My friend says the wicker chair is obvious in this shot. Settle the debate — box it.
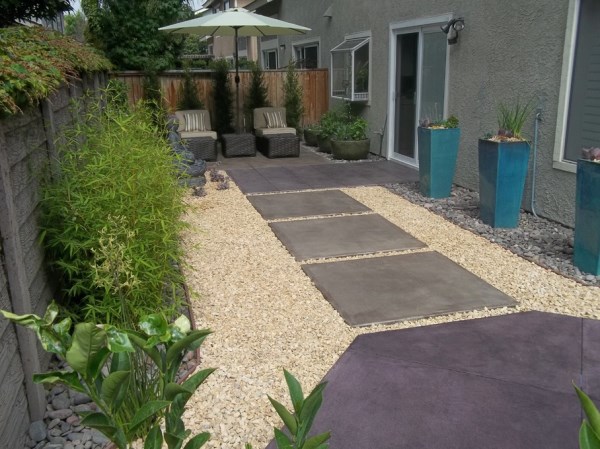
[253,107,299,158]
[174,110,218,161]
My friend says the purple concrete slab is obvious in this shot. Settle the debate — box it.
[270,214,426,261]
[299,351,580,449]
[582,319,600,400]
[247,190,371,220]
[349,311,583,395]
[265,312,595,449]
[302,252,516,326]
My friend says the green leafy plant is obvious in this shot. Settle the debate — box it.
[0,26,111,115]
[267,370,330,449]
[419,115,459,129]
[575,384,600,448]
[40,95,186,327]
[333,117,368,141]
[316,109,344,140]
[0,303,214,449]
[496,99,534,140]
[177,65,204,110]
[283,61,304,132]
[211,59,234,135]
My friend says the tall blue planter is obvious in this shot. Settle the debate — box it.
[417,127,461,198]
[574,159,600,275]
[478,139,530,228]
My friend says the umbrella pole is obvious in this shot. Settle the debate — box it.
[234,26,241,133]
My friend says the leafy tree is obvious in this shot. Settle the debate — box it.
[0,0,72,27]
[82,0,193,71]
[64,10,86,42]
[211,59,234,135]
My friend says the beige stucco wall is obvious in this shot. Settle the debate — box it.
[274,0,577,226]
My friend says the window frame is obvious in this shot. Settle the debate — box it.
[292,37,321,69]
[330,31,371,103]
[553,0,581,173]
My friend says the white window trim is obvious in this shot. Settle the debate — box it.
[292,36,321,67]
[553,0,580,174]
[262,48,278,69]
[330,30,372,104]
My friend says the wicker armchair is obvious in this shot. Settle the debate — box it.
[174,110,218,161]
[253,107,297,136]
[253,107,299,158]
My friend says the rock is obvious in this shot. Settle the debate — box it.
[47,418,61,430]
[90,429,110,445]
[64,444,75,449]
[67,432,85,442]
[52,391,71,410]
[70,392,91,406]
[29,420,47,442]
[585,275,597,281]
[43,444,63,449]
[47,409,73,420]
[72,404,93,414]
[48,436,67,445]
[66,415,80,426]
[49,428,63,437]
[50,385,66,397]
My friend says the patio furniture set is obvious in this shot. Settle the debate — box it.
[172,107,300,161]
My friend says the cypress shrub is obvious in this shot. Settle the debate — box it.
[211,59,234,135]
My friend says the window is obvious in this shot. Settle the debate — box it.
[263,49,278,69]
[331,36,370,101]
[223,0,230,10]
[294,43,319,69]
[563,0,600,162]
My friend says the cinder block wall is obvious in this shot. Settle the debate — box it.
[0,72,107,448]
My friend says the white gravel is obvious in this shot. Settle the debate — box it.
[180,174,600,449]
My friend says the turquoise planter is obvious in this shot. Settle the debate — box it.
[478,139,530,228]
[417,127,461,198]
[574,159,600,275]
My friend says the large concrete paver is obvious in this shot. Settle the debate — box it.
[248,190,371,220]
[302,252,516,326]
[266,312,593,449]
[270,214,426,261]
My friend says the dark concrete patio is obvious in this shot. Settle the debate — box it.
[267,312,592,449]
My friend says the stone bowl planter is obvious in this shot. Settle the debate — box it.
[304,128,319,146]
[331,139,370,160]
[317,135,332,153]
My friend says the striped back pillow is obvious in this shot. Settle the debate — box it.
[184,113,205,132]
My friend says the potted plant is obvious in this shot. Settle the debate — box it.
[331,116,370,160]
[417,115,460,198]
[574,147,600,275]
[316,110,340,153]
[478,99,534,228]
[303,123,320,146]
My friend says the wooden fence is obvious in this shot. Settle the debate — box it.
[111,68,329,129]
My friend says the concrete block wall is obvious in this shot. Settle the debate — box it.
[0,72,107,449]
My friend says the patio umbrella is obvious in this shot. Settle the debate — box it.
[159,8,311,133]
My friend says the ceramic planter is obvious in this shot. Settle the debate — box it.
[304,128,319,146]
[478,139,530,228]
[574,159,600,275]
[417,127,461,198]
[331,139,370,160]
[317,135,332,153]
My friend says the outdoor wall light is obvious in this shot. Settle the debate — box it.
[279,43,286,51]
[441,17,465,45]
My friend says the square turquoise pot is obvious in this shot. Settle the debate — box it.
[478,139,530,228]
[417,127,461,198]
[574,159,600,275]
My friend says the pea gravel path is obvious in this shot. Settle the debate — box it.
[180,173,600,449]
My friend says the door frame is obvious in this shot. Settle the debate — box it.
[387,14,452,166]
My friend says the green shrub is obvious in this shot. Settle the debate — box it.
[283,62,304,132]
[177,65,204,110]
[497,98,534,140]
[105,79,130,111]
[40,96,186,326]
[244,61,270,129]
[211,59,234,135]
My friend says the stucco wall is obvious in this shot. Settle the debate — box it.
[275,0,576,226]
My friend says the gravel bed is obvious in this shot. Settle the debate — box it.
[180,175,600,449]
[386,182,599,286]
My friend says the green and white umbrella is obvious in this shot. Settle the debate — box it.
[160,7,311,132]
